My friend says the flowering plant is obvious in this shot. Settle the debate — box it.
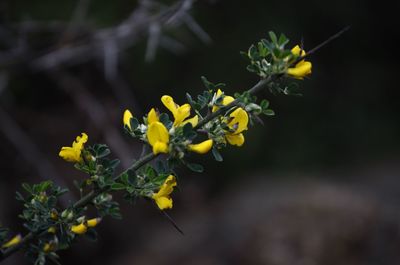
[0,29,345,264]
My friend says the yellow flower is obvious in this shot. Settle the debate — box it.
[47,227,56,234]
[147,122,170,154]
[86,217,102,228]
[287,45,312,79]
[227,108,248,134]
[2,234,22,248]
[123,109,133,130]
[59,133,88,163]
[188,139,213,154]
[50,210,58,220]
[225,133,245,146]
[152,175,177,210]
[225,108,248,147]
[71,223,87,235]
[147,108,159,124]
[161,95,191,126]
[212,89,235,112]
[43,242,56,253]
[210,89,249,147]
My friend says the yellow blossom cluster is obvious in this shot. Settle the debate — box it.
[70,217,102,235]
[287,45,312,79]
[124,95,213,155]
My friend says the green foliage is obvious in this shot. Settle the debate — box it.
[0,226,9,245]
[243,31,292,78]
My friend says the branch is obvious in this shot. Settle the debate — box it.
[0,71,274,263]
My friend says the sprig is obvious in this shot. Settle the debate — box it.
[0,28,348,264]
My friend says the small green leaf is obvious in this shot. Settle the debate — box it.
[268,31,278,44]
[260,99,270,109]
[201,76,213,90]
[263,109,275,116]
[111,183,126,190]
[185,162,204,173]
[130,118,139,130]
[212,147,223,162]
[22,183,32,194]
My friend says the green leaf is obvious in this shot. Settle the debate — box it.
[22,183,33,194]
[111,183,126,190]
[268,31,278,44]
[201,76,213,90]
[185,162,204,173]
[38,181,52,192]
[15,191,25,201]
[212,147,223,162]
[248,44,258,60]
[159,113,172,127]
[129,118,139,130]
[263,109,275,116]
[278,33,289,47]
[109,159,120,169]
[120,172,129,184]
[260,99,270,109]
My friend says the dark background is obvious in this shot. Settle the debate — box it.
[1,0,400,264]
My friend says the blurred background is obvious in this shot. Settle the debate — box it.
[1,0,400,264]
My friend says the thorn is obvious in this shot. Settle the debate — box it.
[296,26,351,63]
[159,209,184,235]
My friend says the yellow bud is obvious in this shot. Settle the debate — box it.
[2,234,22,248]
[70,223,87,235]
[123,109,133,130]
[47,227,56,234]
[188,139,213,154]
[86,218,102,228]
[43,243,53,253]
[50,211,58,220]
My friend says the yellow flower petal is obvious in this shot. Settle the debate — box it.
[147,122,169,154]
[174,104,191,126]
[153,196,173,210]
[225,133,245,146]
[43,243,51,253]
[212,89,235,112]
[123,109,133,130]
[181,115,199,127]
[147,108,159,124]
[87,217,102,228]
[47,227,56,234]
[152,141,169,154]
[291,45,306,57]
[2,234,22,248]
[288,45,311,79]
[188,139,213,154]
[161,95,191,126]
[152,175,177,210]
[59,147,79,162]
[59,133,88,163]
[71,223,87,234]
[43,242,57,253]
[287,61,312,79]
[228,108,248,134]
[161,95,177,113]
